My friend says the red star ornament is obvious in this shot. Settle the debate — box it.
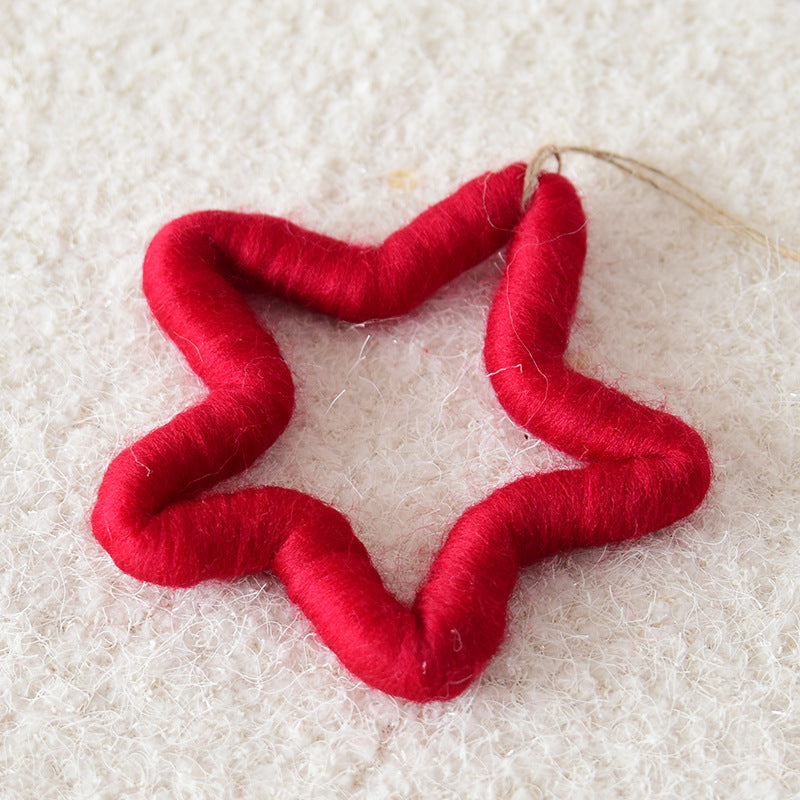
[92,164,711,702]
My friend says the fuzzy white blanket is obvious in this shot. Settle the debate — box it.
[3,1,799,797]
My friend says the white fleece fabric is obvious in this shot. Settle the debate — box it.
[2,1,799,797]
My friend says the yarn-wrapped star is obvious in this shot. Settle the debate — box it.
[92,164,710,701]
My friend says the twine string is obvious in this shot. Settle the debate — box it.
[523,145,800,263]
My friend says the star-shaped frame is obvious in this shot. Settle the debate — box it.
[92,164,710,702]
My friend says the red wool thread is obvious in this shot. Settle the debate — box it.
[92,165,711,702]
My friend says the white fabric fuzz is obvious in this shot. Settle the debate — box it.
[2,1,799,797]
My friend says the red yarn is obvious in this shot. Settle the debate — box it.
[92,165,711,702]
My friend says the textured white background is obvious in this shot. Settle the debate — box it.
[3,1,799,797]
